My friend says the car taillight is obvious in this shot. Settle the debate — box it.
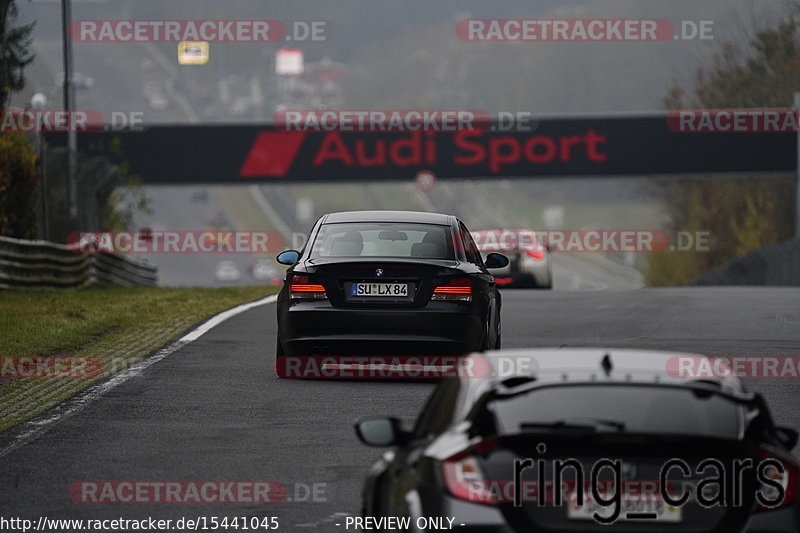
[442,455,497,505]
[289,275,327,300]
[432,277,472,302]
[526,248,545,260]
[754,445,799,511]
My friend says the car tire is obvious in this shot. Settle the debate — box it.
[540,268,553,289]
[480,318,491,352]
[494,319,502,350]
[275,333,288,379]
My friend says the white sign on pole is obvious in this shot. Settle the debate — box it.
[178,41,209,65]
[275,49,304,75]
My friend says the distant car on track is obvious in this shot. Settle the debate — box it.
[142,81,168,110]
[251,259,282,284]
[274,211,509,375]
[191,189,209,203]
[355,348,800,532]
[55,71,94,91]
[214,260,241,282]
[472,229,552,289]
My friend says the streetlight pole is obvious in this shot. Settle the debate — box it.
[795,93,800,239]
[31,93,49,241]
[61,0,77,221]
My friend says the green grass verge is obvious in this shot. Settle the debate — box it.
[0,285,280,432]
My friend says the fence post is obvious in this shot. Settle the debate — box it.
[795,93,800,238]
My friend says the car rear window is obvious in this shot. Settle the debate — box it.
[489,385,741,438]
[310,222,454,259]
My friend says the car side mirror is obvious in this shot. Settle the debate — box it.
[276,250,300,265]
[775,426,799,450]
[484,253,509,269]
[354,417,408,447]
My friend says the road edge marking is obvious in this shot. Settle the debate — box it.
[0,293,278,459]
[180,293,278,342]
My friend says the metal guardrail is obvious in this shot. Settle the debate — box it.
[0,236,157,289]
[693,239,800,287]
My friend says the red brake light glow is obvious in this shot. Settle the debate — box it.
[432,278,472,301]
[442,442,498,505]
[526,248,545,260]
[289,275,327,299]
[754,445,799,512]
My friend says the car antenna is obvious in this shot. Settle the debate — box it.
[601,353,613,377]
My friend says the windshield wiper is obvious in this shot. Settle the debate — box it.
[519,417,626,432]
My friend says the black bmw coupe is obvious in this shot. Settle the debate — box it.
[274,210,509,376]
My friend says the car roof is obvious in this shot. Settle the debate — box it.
[468,348,746,398]
[321,210,453,225]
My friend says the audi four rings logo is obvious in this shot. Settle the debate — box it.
[375,269,384,277]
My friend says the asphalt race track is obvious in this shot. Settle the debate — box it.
[1,287,799,530]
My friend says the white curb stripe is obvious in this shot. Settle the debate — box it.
[180,294,278,342]
[0,294,278,459]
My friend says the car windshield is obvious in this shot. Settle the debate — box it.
[489,385,742,438]
[310,222,454,259]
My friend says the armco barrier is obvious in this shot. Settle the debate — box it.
[0,236,157,289]
[693,239,800,287]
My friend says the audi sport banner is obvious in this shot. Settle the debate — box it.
[45,113,797,183]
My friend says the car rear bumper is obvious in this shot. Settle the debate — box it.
[278,301,484,356]
[421,494,512,532]
[747,506,800,531]
[425,494,798,532]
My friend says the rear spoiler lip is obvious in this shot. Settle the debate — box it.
[465,381,762,442]
[491,431,746,446]
[304,257,461,268]
[487,379,756,403]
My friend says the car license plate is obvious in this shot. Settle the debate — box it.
[567,498,682,523]
[351,282,408,297]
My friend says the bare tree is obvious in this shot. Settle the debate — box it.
[0,0,35,110]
